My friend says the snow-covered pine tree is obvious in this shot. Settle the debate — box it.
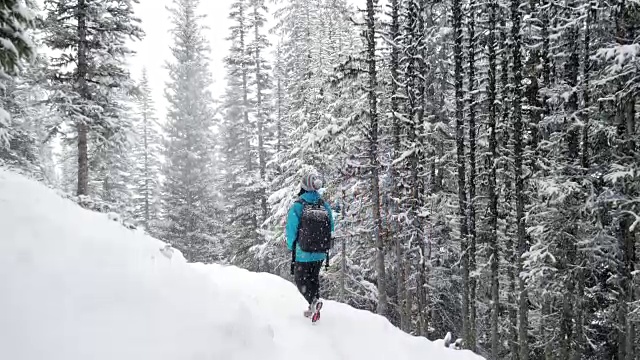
[0,0,34,84]
[398,0,428,333]
[465,0,478,349]
[364,0,388,317]
[484,0,500,356]
[161,0,219,263]
[219,0,262,269]
[383,0,410,331]
[509,0,529,356]
[595,2,640,358]
[131,69,162,233]
[88,89,136,219]
[43,0,143,196]
[248,0,271,224]
[0,51,50,178]
[452,0,471,347]
[0,0,36,160]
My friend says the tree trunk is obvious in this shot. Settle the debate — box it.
[619,96,636,360]
[253,3,267,223]
[453,0,470,347]
[366,0,387,316]
[487,0,500,356]
[389,0,407,331]
[276,76,282,152]
[144,98,149,226]
[499,12,518,359]
[340,235,346,301]
[573,5,594,359]
[404,258,413,330]
[466,4,477,350]
[76,0,89,196]
[510,0,529,354]
[239,3,256,233]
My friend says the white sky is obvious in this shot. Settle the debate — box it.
[127,0,235,121]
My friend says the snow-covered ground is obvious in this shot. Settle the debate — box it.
[0,168,483,360]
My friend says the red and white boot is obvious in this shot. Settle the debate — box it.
[310,298,323,323]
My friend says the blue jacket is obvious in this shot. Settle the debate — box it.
[286,191,335,262]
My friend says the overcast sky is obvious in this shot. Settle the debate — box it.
[127,0,235,122]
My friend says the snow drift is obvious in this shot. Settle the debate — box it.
[0,168,483,360]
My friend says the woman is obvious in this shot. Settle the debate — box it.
[285,171,335,321]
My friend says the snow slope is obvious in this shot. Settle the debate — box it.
[0,168,483,360]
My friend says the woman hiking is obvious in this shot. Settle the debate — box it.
[285,171,335,322]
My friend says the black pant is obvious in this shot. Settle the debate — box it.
[294,260,323,304]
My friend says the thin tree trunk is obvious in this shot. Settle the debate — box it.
[540,5,552,358]
[507,214,518,360]
[453,0,470,347]
[511,0,528,356]
[144,96,149,226]
[614,17,634,359]
[573,266,584,360]
[76,0,89,196]
[499,12,518,359]
[414,0,428,337]
[340,235,346,301]
[560,256,574,360]
[573,5,594,359]
[620,97,636,360]
[542,296,552,360]
[417,260,427,336]
[389,0,407,331]
[253,3,267,223]
[487,0,500,356]
[563,2,581,357]
[467,4,477,350]
[365,0,387,316]
[404,258,413,330]
[239,3,256,232]
[276,75,282,152]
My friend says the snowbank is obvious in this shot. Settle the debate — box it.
[0,168,483,360]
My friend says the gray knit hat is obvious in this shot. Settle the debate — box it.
[301,172,323,192]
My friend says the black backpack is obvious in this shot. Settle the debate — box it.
[295,198,332,252]
[290,198,333,274]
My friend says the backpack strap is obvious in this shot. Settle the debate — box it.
[325,250,330,270]
[291,198,306,275]
[290,239,296,275]
[296,198,323,207]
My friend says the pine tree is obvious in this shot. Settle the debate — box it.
[0,0,35,150]
[220,0,261,269]
[453,0,470,347]
[365,0,387,316]
[466,0,478,349]
[88,91,135,218]
[162,0,218,263]
[44,0,143,196]
[510,0,528,357]
[386,0,408,331]
[132,69,162,231]
[486,0,500,356]
[0,52,47,176]
[248,0,271,224]
[0,0,34,79]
